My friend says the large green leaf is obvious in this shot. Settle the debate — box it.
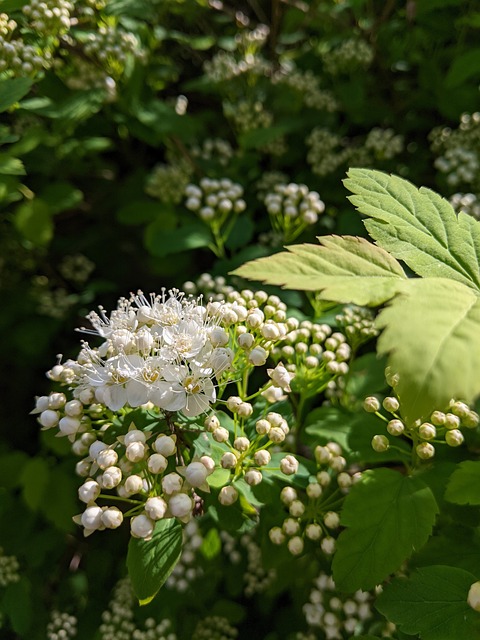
[376,565,480,640]
[126,518,183,605]
[13,199,53,246]
[344,169,480,292]
[332,468,438,591]
[445,461,480,505]
[376,278,480,422]
[231,235,407,306]
[0,77,33,112]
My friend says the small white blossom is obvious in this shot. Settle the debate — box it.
[147,453,168,474]
[280,455,299,475]
[218,485,238,505]
[169,493,193,520]
[131,514,155,539]
[267,362,294,392]
[101,507,123,529]
[162,472,183,495]
[145,496,167,520]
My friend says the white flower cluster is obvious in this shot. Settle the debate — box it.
[264,183,325,242]
[269,442,360,557]
[190,138,234,167]
[204,50,270,83]
[322,38,374,75]
[167,519,204,592]
[183,273,234,303]
[192,616,238,640]
[223,99,273,134]
[240,533,276,596]
[0,548,20,587]
[272,66,338,112]
[0,12,50,75]
[303,573,373,638]
[306,128,346,177]
[335,305,378,350]
[366,391,479,459]
[145,161,192,204]
[23,0,73,36]
[61,56,117,98]
[83,26,142,75]
[46,610,77,640]
[59,253,95,286]
[364,128,404,161]
[185,178,246,223]
[450,192,480,220]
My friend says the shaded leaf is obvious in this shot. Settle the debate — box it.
[332,468,438,591]
[127,518,183,605]
[376,565,480,640]
[40,181,83,214]
[13,198,53,246]
[1,578,32,635]
[445,48,480,88]
[20,457,49,511]
[0,154,25,175]
[232,235,407,306]
[344,168,480,292]
[445,461,480,505]
[145,221,211,257]
[0,77,32,112]
[376,278,480,421]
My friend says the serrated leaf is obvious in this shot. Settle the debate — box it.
[445,461,480,505]
[375,565,480,640]
[232,235,407,306]
[332,468,438,591]
[126,518,183,605]
[344,169,480,292]
[376,277,480,421]
[0,77,32,112]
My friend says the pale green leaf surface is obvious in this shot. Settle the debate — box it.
[376,278,480,421]
[445,461,480,505]
[375,565,480,640]
[127,518,182,605]
[0,76,32,112]
[332,468,438,591]
[231,235,406,306]
[344,168,480,291]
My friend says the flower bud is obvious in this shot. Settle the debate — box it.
[75,459,91,477]
[269,526,285,544]
[212,427,229,443]
[283,518,300,535]
[337,472,353,489]
[288,536,304,556]
[431,410,446,426]
[89,441,107,460]
[153,435,176,456]
[49,393,66,409]
[238,333,254,349]
[416,442,435,459]
[382,396,400,412]
[80,504,103,532]
[306,523,322,540]
[254,449,271,466]
[101,507,123,529]
[145,496,167,520]
[468,581,480,611]
[387,419,404,436]
[35,396,50,412]
[248,346,268,366]
[306,482,322,499]
[204,415,220,432]
[162,472,183,495]
[185,461,209,487]
[245,469,263,486]
[464,411,480,428]
[289,500,305,517]
[124,475,144,495]
[445,413,461,430]
[418,423,436,440]
[321,536,336,554]
[280,486,297,505]
[126,441,146,463]
[371,435,389,452]
[218,485,238,506]
[130,514,154,539]
[280,455,299,475]
[101,466,122,489]
[445,429,464,447]
[330,455,347,472]
[65,400,83,417]
[221,452,238,469]
[39,410,59,429]
[255,419,271,435]
[237,402,253,418]
[169,493,193,519]
[324,511,340,529]
[269,427,286,443]
[315,445,331,464]
[199,455,215,474]
[96,448,119,470]
[233,436,250,452]
[78,479,101,503]
[124,429,146,445]
[147,453,168,474]
[210,327,229,347]
[59,416,81,436]
[226,396,243,412]
[364,396,381,412]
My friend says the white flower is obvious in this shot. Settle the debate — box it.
[267,362,294,392]
[254,450,271,466]
[147,453,168,474]
[162,472,183,495]
[145,496,167,520]
[100,466,122,489]
[248,346,268,366]
[288,536,304,556]
[184,462,209,488]
[101,507,123,529]
[168,493,193,521]
[468,582,480,611]
[150,363,216,417]
[78,479,101,503]
[131,514,155,539]
[153,435,176,457]
[218,486,238,506]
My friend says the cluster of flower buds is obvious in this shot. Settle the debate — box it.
[450,192,480,220]
[269,442,360,557]
[303,572,375,638]
[167,519,204,592]
[264,183,326,243]
[223,99,273,134]
[365,388,479,460]
[306,128,347,177]
[182,273,234,303]
[46,611,77,640]
[0,547,20,587]
[322,38,374,75]
[190,138,234,167]
[61,57,117,98]
[83,26,142,76]
[435,147,479,187]
[272,65,338,112]
[23,0,73,36]
[335,305,378,351]
[145,161,192,204]
[192,616,238,640]
[0,13,50,75]
[203,41,270,83]
[184,178,246,223]
[364,128,404,162]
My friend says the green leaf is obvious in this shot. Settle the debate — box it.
[345,352,388,399]
[376,565,480,640]
[445,48,480,88]
[348,412,411,464]
[376,277,480,421]
[200,528,222,560]
[126,518,183,605]
[0,154,25,175]
[231,235,407,306]
[344,169,480,292]
[304,406,353,451]
[445,461,480,505]
[39,182,83,214]
[145,222,211,257]
[119,201,175,226]
[13,199,53,246]
[20,458,49,511]
[332,468,438,591]
[0,77,33,112]
[1,578,32,635]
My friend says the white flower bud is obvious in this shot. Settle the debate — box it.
[337,472,352,489]
[283,518,300,535]
[101,466,122,489]
[59,416,81,436]
[321,536,336,554]
[416,442,435,459]
[124,429,146,445]
[315,445,331,464]
[75,459,91,477]
[418,423,436,440]
[280,486,297,505]
[35,396,50,412]
[233,436,250,452]
[210,327,229,347]
[39,410,59,429]
[306,482,322,498]
[372,435,389,452]
[363,396,380,412]
[382,396,400,412]
[185,461,209,487]
[237,402,253,418]
[49,392,66,409]
[212,427,229,443]
[267,363,294,391]
[261,323,280,340]
[238,333,254,349]
[306,523,322,540]
[254,449,271,466]
[147,453,168,474]
[287,536,304,556]
[221,452,238,469]
[289,500,305,517]
[89,440,107,460]
[269,526,285,544]
[101,507,123,529]
[245,469,263,486]
[169,493,193,519]
[324,511,340,528]
[153,435,176,456]
[78,479,101,503]
[65,400,83,416]
[131,514,155,539]
[72,440,88,456]
[162,472,183,495]
[218,485,238,506]
[124,475,144,495]
[255,419,271,435]
[96,448,118,470]
[269,427,286,443]
[261,386,286,403]
[280,455,299,475]
[248,346,268,366]
[464,411,479,428]
[204,415,220,432]
[80,504,103,532]
[468,581,480,611]
[431,410,446,426]
[330,455,346,472]
[445,429,464,447]
[387,419,404,436]
[145,496,167,520]
[226,396,243,412]
[445,413,461,430]
[199,455,215,474]
[126,441,146,463]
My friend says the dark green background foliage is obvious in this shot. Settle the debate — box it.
[1,0,480,637]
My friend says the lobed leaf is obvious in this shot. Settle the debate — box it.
[376,565,480,640]
[344,168,480,292]
[445,461,480,505]
[231,235,407,306]
[126,518,183,605]
[332,468,438,591]
[376,277,480,422]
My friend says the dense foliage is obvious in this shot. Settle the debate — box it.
[2,0,480,638]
